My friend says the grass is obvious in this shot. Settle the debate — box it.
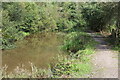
[50,31,97,78]
[112,45,120,52]
[105,36,120,52]
[50,54,92,78]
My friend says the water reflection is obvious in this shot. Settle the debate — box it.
[2,32,64,72]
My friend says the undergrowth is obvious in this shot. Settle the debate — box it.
[107,38,120,52]
[50,31,97,78]
[50,55,92,78]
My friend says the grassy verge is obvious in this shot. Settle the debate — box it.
[106,37,120,52]
[50,31,97,78]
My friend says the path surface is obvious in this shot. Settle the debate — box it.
[87,32,118,78]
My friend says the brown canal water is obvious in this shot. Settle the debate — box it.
[2,32,65,72]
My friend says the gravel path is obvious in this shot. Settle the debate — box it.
[87,32,118,78]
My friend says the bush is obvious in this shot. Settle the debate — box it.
[61,32,94,53]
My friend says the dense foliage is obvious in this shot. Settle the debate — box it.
[2,2,120,50]
[1,2,120,78]
[2,2,86,49]
[82,2,120,47]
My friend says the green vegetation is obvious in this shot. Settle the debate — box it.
[51,56,91,78]
[50,31,97,78]
[61,32,96,53]
[82,2,120,51]
[1,2,120,78]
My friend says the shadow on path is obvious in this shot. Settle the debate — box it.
[86,31,118,78]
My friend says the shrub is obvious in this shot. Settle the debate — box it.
[61,32,94,53]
